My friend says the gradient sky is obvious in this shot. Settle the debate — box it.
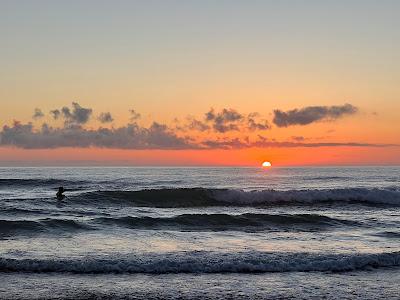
[0,0,399,166]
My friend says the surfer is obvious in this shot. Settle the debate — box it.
[56,186,65,200]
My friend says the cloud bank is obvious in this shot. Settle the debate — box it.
[0,102,390,150]
[0,121,191,149]
[0,120,391,150]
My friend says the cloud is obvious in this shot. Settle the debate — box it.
[186,118,210,131]
[205,108,244,132]
[247,117,270,131]
[273,104,358,127]
[129,109,141,121]
[0,120,396,150]
[291,136,305,141]
[201,137,397,150]
[60,102,93,125]
[50,109,61,120]
[1,102,393,151]
[32,108,44,120]
[202,138,248,149]
[202,108,270,133]
[252,140,397,148]
[98,112,114,123]
[0,121,192,149]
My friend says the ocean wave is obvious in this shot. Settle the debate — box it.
[305,176,352,180]
[0,178,88,188]
[0,213,358,237]
[373,231,400,239]
[0,218,90,237]
[1,251,399,274]
[0,207,48,215]
[96,213,359,231]
[75,187,400,207]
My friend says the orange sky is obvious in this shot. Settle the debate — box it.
[1,2,399,166]
[1,146,399,167]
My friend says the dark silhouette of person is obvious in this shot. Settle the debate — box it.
[56,187,65,200]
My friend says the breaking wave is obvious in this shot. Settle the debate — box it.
[1,251,399,274]
[74,187,400,207]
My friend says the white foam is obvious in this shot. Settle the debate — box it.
[211,188,400,206]
[1,251,399,274]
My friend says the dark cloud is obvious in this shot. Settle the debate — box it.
[50,109,61,120]
[273,104,358,127]
[0,120,396,150]
[98,112,114,123]
[205,108,244,133]
[32,108,44,120]
[0,103,393,151]
[60,102,93,125]
[0,121,192,149]
[129,109,141,121]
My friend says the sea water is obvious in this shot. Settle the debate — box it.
[0,166,399,299]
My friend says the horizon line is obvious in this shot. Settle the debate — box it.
[0,162,399,168]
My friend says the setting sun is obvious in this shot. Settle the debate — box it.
[262,161,272,167]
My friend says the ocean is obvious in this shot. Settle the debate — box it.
[0,166,399,299]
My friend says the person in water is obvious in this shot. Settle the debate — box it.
[56,186,65,200]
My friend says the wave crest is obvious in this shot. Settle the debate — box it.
[97,213,359,231]
[1,251,399,274]
[75,187,400,207]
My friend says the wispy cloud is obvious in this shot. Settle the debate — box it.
[32,108,44,120]
[201,137,396,150]
[175,108,270,133]
[129,109,141,121]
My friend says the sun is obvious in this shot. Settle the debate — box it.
[262,161,272,167]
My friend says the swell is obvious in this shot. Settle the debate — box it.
[96,213,360,231]
[0,213,359,237]
[0,178,88,188]
[373,231,400,239]
[1,251,399,274]
[0,219,90,237]
[75,187,400,208]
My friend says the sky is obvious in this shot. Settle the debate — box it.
[0,0,399,166]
